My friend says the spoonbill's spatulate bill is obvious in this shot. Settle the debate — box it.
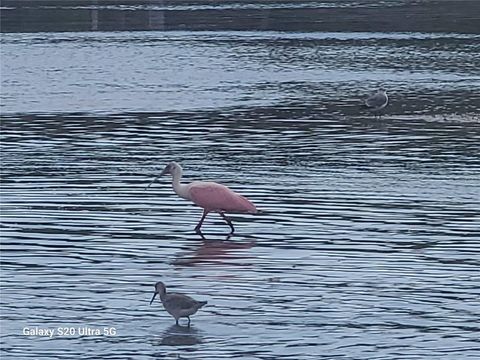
[149,281,207,327]
[365,88,388,116]
[147,162,257,233]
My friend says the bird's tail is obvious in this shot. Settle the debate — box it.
[198,301,208,308]
[255,209,268,215]
[361,100,372,109]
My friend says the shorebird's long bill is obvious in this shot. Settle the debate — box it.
[149,291,158,305]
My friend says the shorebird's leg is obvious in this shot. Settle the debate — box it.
[175,318,179,325]
[219,212,235,234]
[194,210,208,233]
[187,316,191,327]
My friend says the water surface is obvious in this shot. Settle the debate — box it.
[1,1,480,359]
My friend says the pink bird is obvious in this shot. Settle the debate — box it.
[147,162,257,233]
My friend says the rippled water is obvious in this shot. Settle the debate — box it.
[1,1,480,359]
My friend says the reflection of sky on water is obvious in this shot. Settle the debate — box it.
[1,31,479,114]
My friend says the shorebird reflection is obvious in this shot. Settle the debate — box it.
[160,324,202,346]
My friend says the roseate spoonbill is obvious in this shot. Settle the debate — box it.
[365,88,388,117]
[147,162,257,233]
[149,281,207,326]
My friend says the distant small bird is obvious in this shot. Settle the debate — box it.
[364,88,389,117]
[150,281,207,326]
[147,162,257,233]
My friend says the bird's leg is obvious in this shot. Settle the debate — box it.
[187,316,191,327]
[175,319,179,326]
[219,212,235,234]
[194,210,208,233]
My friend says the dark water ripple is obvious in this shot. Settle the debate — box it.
[2,0,480,34]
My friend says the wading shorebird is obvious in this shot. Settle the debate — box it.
[147,162,257,233]
[149,281,207,326]
[364,88,389,117]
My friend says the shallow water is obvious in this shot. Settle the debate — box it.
[1,1,480,359]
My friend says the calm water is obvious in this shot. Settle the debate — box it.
[1,1,480,359]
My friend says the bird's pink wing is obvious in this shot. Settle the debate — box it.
[188,182,257,213]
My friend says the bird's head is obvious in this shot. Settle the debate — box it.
[146,162,182,189]
[149,281,167,305]
[159,162,182,177]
